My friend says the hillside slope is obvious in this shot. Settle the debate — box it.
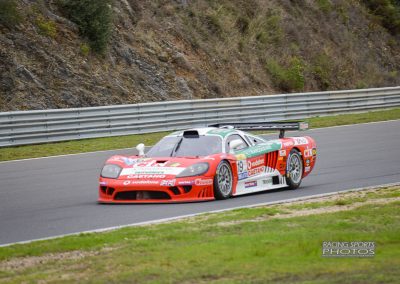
[0,0,399,111]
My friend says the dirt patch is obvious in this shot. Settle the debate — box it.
[0,246,116,271]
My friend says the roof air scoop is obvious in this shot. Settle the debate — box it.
[183,130,200,138]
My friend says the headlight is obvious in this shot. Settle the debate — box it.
[101,164,122,179]
[176,162,209,178]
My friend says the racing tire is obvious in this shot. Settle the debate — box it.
[286,149,303,190]
[213,160,233,200]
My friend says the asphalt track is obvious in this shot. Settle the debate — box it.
[0,120,399,245]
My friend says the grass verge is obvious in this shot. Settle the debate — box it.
[0,108,399,162]
[0,185,399,283]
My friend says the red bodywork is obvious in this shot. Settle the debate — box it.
[98,136,316,203]
[99,155,232,203]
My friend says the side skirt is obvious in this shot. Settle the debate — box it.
[233,170,287,196]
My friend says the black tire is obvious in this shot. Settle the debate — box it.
[213,160,233,200]
[286,149,303,190]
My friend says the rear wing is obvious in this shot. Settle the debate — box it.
[208,121,309,138]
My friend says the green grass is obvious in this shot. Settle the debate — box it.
[0,108,399,162]
[0,186,399,283]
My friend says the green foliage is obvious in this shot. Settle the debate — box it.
[203,13,223,35]
[317,0,333,13]
[0,0,21,28]
[250,10,283,45]
[265,57,305,92]
[36,16,57,38]
[363,0,400,35]
[80,42,91,56]
[311,53,333,90]
[57,0,113,53]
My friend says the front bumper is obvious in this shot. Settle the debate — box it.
[98,178,215,203]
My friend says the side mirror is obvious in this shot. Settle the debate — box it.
[229,139,245,154]
[136,143,145,156]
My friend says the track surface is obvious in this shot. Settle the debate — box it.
[0,121,399,245]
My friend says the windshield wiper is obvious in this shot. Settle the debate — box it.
[170,138,183,157]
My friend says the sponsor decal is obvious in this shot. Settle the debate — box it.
[306,159,311,166]
[247,156,265,177]
[127,174,166,179]
[304,149,313,158]
[305,166,311,172]
[160,179,176,186]
[99,181,107,186]
[247,156,265,170]
[123,180,159,186]
[237,141,281,158]
[312,148,317,156]
[293,137,308,146]
[248,167,265,176]
[283,141,294,147]
[178,180,195,185]
[245,181,257,188]
[195,179,213,186]
[121,167,184,176]
[262,178,273,185]
[238,172,248,180]
[135,160,169,167]
[279,150,287,157]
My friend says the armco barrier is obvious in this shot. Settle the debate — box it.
[0,87,399,147]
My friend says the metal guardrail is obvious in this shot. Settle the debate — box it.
[0,87,399,147]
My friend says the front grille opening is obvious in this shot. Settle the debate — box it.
[114,191,171,201]
[272,176,280,185]
[169,187,180,195]
[169,186,193,195]
[107,187,115,196]
[182,186,192,193]
[100,186,107,194]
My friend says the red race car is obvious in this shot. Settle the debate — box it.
[99,122,316,203]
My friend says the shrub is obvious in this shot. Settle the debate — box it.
[251,11,283,45]
[0,0,21,28]
[363,0,400,35]
[311,53,333,90]
[265,57,305,92]
[36,16,57,38]
[80,42,90,56]
[57,0,113,53]
[317,0,333,13]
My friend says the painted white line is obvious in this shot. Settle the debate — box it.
[1,118,399,164]
[306,118,400,131]
[0,146,152,164]
[1,182,399,248]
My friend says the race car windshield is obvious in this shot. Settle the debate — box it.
[146,136,222,157]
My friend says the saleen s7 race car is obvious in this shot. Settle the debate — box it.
[99,122,316,203]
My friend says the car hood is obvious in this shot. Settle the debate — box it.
[105,155,213,178]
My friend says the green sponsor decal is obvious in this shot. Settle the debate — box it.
[207,128,236,138]
[236,140,282,158]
